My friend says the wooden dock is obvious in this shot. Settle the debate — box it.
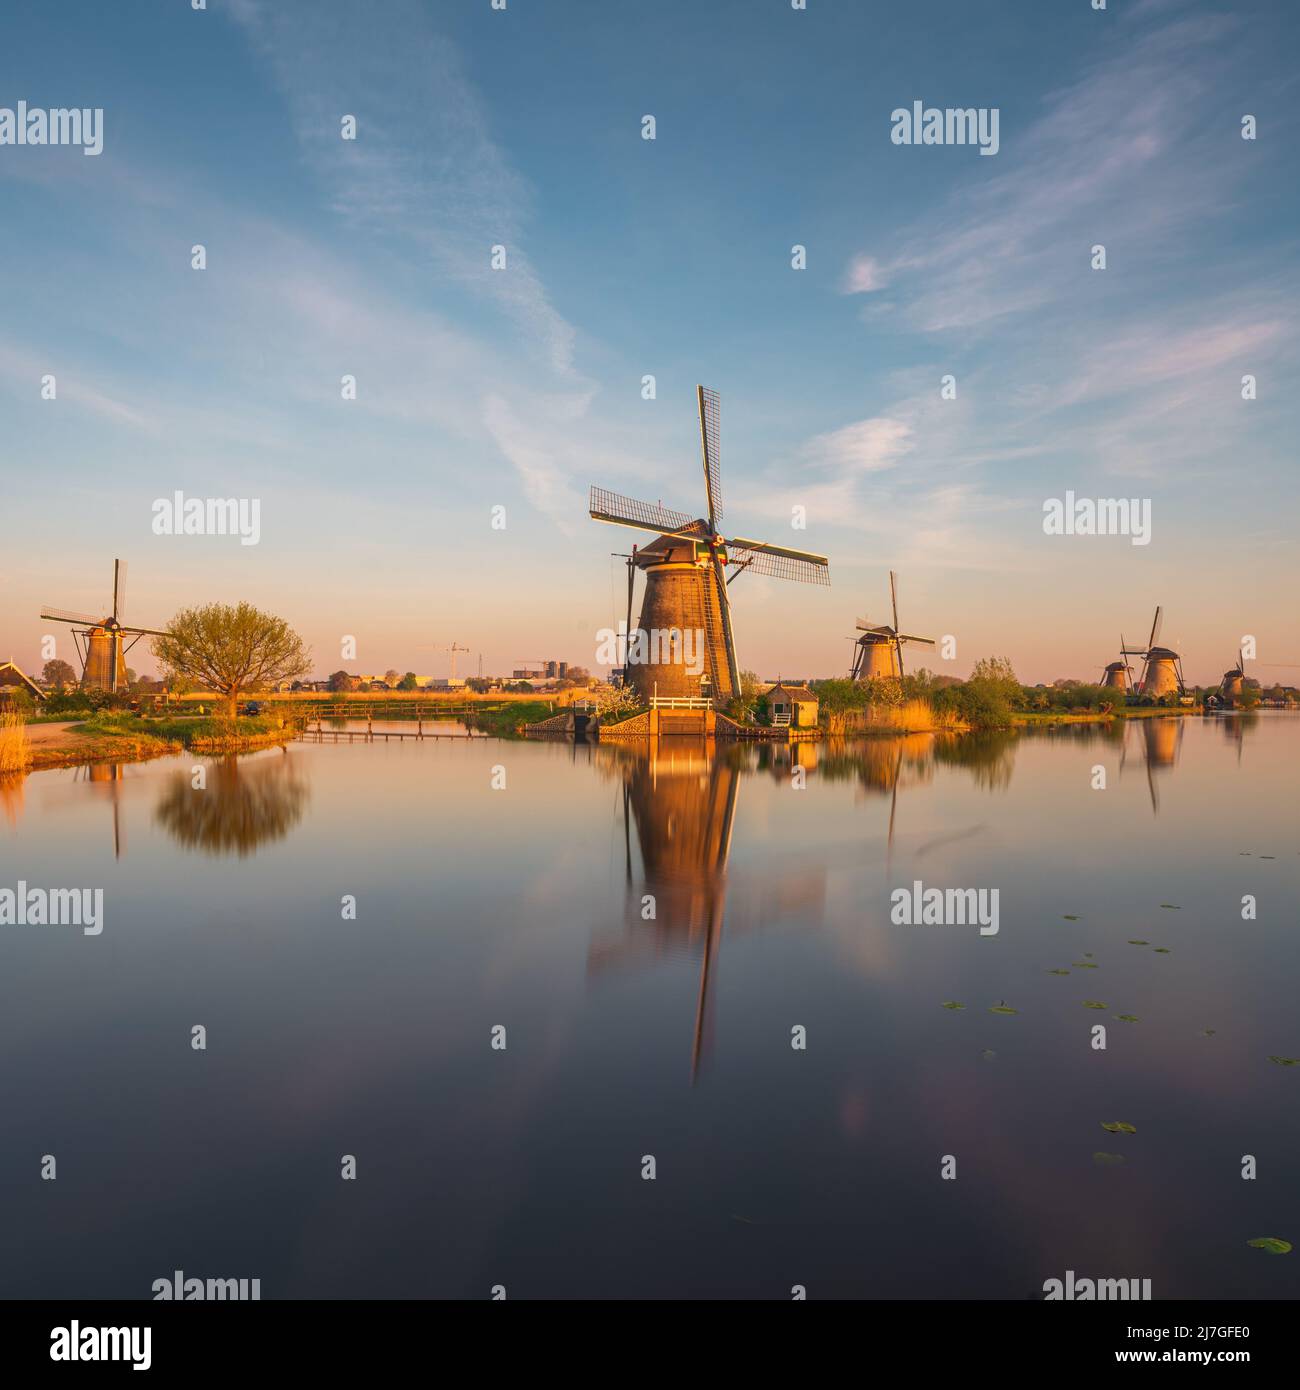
[297,727,482,743]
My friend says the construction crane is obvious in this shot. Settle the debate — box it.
[445,642,469,680]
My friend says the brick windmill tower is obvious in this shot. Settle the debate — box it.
[589,386,830,705]
[40,559,168,692]
[849,571,934,680]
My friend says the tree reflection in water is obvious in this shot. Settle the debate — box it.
[155,750,309,856]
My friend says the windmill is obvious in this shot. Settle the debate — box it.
[1100,635,1134,691]
[40,560,167,693]
[849,571,934,680]
[1122,606,1185,698]
[1218,648,1248,704]
[589,386,829,706]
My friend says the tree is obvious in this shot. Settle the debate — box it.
[328,670,357,693]
[398,672,418,691]
[154,602,311,719]
[43,658,77,690]
[385,668,400,686]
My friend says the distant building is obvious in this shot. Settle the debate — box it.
[428,677,467,691]
[0,660,47,705]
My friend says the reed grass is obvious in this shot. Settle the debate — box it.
[0,711,32,774]
[822,698,964,735]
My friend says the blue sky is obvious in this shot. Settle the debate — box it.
[2,0,1297,683]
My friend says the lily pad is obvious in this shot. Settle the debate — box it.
[1082,1001,1108,1010]
[989,1004,1018,1015]
[1267,1056,1300,1067]
[1093,1152,1127,1166]
[1127,940,1149,946]
[1260,855,1276,860]
[980,1049,997,1062]
[940,1001,965,1010]
[1114,1014,1139,1023]
[1047,968,1070,975]
[1101,1121,1137,1135]
[1072,961,1100,969]
[1201,1029,1217,1037]
[1153,948,1171,954]
[1160,904,1181,909]
[1246,1237,1291,1254]
[1062,915,1080,921]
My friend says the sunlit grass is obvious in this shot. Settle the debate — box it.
[0,711,31,775]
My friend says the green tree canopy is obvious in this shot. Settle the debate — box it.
[43,658,78,689]
[154,602,311,718]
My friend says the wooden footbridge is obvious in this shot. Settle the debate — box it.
[291,699,492,743]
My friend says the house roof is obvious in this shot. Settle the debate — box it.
[0,660,47,701]
[768,681,817,703]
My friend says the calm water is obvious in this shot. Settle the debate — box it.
[1,714,1297,1299]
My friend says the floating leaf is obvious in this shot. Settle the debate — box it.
[1267,1056,1300,1067]
[1160,904,1181,910]
[1072,961,1100,969]
[1153,948,1171,954]
[1202,1029,1217,1037]
[1082,1001,1108,1010]
[940,1001,965,1011]
[1047,968,1071,975]
[1093,1152,1127,1166]
[1063,915,1080,921]
[980,1049,997,1062]
[1101,1121,1137,1134]
[989,1005,1018,1015]
[1127,940,1149,946]
[1246,1237,1291,1254]
[1114,1014,1139,1023]
[1260,855,1276,860]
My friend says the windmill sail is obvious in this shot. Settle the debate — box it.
[698,385,722,529]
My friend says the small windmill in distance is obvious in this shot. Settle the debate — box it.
[849,571,934,680]
[40,559,167,693]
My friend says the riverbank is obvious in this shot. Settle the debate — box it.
[22,712,296,771]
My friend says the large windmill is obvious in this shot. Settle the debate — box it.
[589,386,830,705]
[1122,606,1185,698]
[40,559,167,693]
[849,571,934,680]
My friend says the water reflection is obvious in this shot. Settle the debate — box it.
[74,762,126,857]
[154,750,310,856]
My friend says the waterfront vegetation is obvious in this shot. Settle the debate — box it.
[812,658,1202,733]
[0,711,31,774]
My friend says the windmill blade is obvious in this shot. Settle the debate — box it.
[725,544,830,585]
[890,570,900,634]
[113,559,127,623]
[40,607,106,626]
[1147,605,1163,651]
[856,620,892,633]
[896,633,935,645]
[118,624,170,638]
[697,385,722,530]
[589,486,701,539]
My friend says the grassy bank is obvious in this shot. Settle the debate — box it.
[25,712,296,770]
[464,701,556,738]
[86,711,297,751]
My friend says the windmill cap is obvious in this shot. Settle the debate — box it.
[1147,645,1180,658]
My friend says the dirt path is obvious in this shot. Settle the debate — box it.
[22,721,87,747]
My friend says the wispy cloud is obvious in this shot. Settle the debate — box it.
[229,0,579,380]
